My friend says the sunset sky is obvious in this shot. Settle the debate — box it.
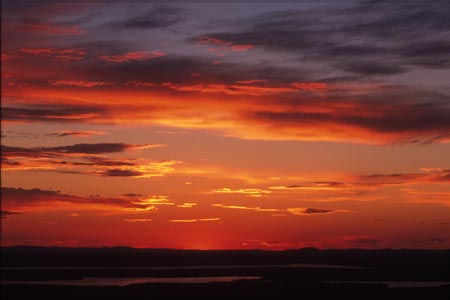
[1,0,450,249]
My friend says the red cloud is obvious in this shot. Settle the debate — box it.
[99,51,166,63]
[49,80,116,87]
[125,81,157,87]
[0,187,158,212]
[291,82,329,92]
[20,48,87,61]
[161,82,298,96]
[16,22,85,35]
[195,36,254,54]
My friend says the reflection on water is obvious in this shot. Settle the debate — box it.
[327,281,450,288]
[1,276,263,286]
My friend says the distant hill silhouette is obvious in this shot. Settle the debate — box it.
[2,246,449,269]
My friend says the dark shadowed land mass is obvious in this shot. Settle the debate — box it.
[1,246,450,299]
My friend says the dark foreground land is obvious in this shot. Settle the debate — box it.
[1,246,450,299]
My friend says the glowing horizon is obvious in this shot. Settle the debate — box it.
[1,0,450,250]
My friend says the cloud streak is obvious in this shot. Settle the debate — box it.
[45,130,106,138]
[169,218,220,223]
[20,48,87,61]
[1,143,174,178]
[213,188,271,198]
[112,5,183,30]
[212,203,347,216]
[1,187,159,212]
[99,51,166,63]
[16,21,85,35]
[192,1,450,76]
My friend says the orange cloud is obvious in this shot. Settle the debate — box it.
[212,204,281,212]
[177,203,198,208]
[213,188,271,197]
[3,67,449,145]
[169,218,221,223]
[132,196,174,207]
[123,219,152,223]
[212,204,348,215]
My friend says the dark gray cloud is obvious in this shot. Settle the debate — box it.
[122,193,145,197]
[303,208,335,214]
[112,5,183,30]
[2,143,139,156]
[70,55,306,85]
[191,0,450,76]
[102,169,143,177]
[1,143,166,178]
[45,131,102,138]
[46,143,132,154]
[248,100,450,144]
[9,43,309,85]
[2,104,108,123]
[1,187,152,211]
[0,210,22,218]
[284,182,346,189]
[358,170,450,184]
[1,143,148,171]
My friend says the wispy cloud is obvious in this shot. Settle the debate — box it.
[45,130,107,138]
[1,143,174,178]
[213,188,271,198]
[169,218,220,223]
[212,203,348,216]
[112,5,184,30]
[99,51,166,63]
[194,36,255,55]
[191,1,450,76]
[49,80,116,87]
[123,218,152,223]
[212,204,281,213]
[16,21,85,35]
[20,48,87,61]
[1,187,160,212]
[287,208,346,215]
[1,210,22,219]
[177,202,197,208]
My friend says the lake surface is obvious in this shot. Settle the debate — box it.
[327,281,450,288]
[1,263,361,270]
[1,276,263,286]
[4,278,449,288]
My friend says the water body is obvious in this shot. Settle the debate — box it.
[1,276,263,286]
[326,281,450,288]
[1,263,361,271]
